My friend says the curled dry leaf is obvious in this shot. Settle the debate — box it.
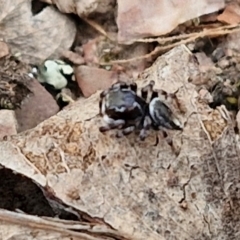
[117,0,225,43]
[0,0,76,65]
[0,46,239,239]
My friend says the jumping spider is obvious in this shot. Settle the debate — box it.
[99,80,182,140]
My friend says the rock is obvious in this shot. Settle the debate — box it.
[76,0,114,16]
[44,0,115,16]
[194,52,215,72]
[82,39,99,66]
[0,110,18,139]
[15,79,59,132]
[0,1,76,65]
[223,31,240,53]
[75,65,117,97]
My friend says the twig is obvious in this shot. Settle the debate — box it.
[100,24,240,65]
[0,209,131,240]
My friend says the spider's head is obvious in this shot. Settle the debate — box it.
[99,82,147,124]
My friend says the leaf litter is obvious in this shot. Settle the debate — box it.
[1,1,240,240]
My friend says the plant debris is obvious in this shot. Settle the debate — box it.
[0,71,32,110]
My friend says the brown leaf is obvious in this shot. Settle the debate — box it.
[0,0,76,65]
[117,0,225,43]
[217,2,240,24]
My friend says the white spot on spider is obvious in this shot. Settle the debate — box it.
[100,97,107,115]
[172,118,181,127]
[103,114,115,124]
[28,73,34,78]
[103,115,125,126]
[149,98,159,122]
[115,106,126,112]
[32,67,38,74]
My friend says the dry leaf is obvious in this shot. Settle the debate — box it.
[217,2,240,24]
[117,0,225,43]
[0,45,239,240]
[0,0,76,65]
[0,209,115,240]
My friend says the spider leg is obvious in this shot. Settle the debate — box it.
[139,115,152,141]
[99,118,125,132]
[141,81,176,104]
[113,81,138,94]
[141,80,155,101]
[157,89,180,108]
[99,97,104,116]
[163,131,173,147]
[111,81,130,91]
[115,125,136,138]
[122,126,135,135]
[129,82,137,93]
[100,89,109,99]
[154,89,167,101]
[159,130,180,156]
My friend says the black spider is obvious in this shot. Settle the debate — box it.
[99,80,182,140]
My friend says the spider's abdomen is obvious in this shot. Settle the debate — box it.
[149,98,182,130]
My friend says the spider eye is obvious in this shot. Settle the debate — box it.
[109,105,126,112]
[149,80,155,86]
